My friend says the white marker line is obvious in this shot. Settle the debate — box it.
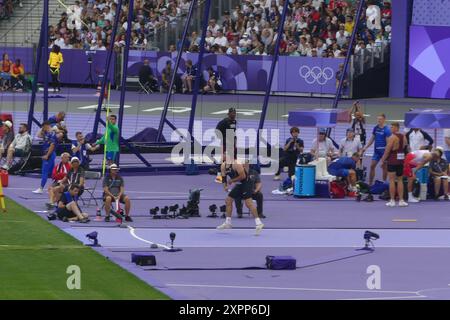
[127,226,170,250]
[165,283,419,295]
[341,295,425,300]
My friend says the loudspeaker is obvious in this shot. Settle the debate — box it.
[131,253,156,266]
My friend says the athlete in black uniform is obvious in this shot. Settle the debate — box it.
[215,107,237,182]
[217,158,264,235]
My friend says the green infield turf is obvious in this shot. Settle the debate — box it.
[0,197,169,300]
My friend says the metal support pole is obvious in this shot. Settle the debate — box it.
[92,0,123,139]
[116,0,134,166]
[326,0,365,140]
[156,0,197,142]
[256,0,290,156]
[188,0,211,136]
[331,0,365,110]
[43,0,49,121]
[28,17,45,133]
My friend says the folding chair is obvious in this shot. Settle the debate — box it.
[81,171,102,207]
[138,80,152,94]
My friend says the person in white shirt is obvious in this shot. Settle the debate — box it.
[90,39,106,50]
[2,123,32,170]
[444,129,450,162]
[207,19,220,37]
[366,3,381,31]
[340,128,362,157]
[226,41,242,55]
[213,30,228,48]
[405,128,434,152]
[311,129,335,160]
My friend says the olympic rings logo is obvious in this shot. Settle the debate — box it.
[299,66,334,85]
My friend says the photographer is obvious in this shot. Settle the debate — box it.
[274,127,304,180]
[71,131,97,169]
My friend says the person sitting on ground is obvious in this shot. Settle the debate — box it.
[71,131,97,170]
[203,67,221,94]
[181,59,197,93]
[403,149,439,203]
[235,164,265,219]
[1,123,32,170]
[0,120,14,157]
[102,164,132,222]
[47,152,71,208]
[348,101,366,145]
[56,184,89,223]
[48,111,68,142]
[339,128,362,157]
[311,128,335,161]
[327,152,360,195]
[429,147,449,201]
[138,59,158,92]
[93,114,119,166]
[48,156,85,209]
[274,127,304,181]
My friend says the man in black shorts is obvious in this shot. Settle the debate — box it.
[380,122,408,207]
[216,158,264,235]
[56,184,89,223]
[102,164,133,222]
[235,165,265,218]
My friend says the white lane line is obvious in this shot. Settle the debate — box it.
[127,226,170,250]
[341,295,425,300]
[165,283,420,295]
[6,187,186,194]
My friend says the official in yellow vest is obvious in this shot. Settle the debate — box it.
[48,45,64,92]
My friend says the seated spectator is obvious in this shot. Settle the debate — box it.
[327,153,361,193]
[10,59,25,92]
[339,128,362,157]
[0,120,14,157]
[181,59,196,94]
[406,128,434,152]
[56,184,89,223]
[274,127,304,180]
[51,157,85,209]
[429,147,449,200]
[311,128,335,161]
[102,164,132,222]
[235,165,265,219]
[47,152,71,209]
[161,60,174,93]
[445,128,450,162]
[1,123,32,170]
[71,131,97,170]
[138,59,158,92]
[203,67,221,94]
[0,53,12,91]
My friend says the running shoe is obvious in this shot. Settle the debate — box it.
[386,200,396,207]
[216,222,232,230]
[398,200,409,207]
[408,197,420,203]
[255,223,264,236]
[32,187,43,194]
[125,216,133,222]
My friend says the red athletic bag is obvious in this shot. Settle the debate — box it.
[330,181,346,198]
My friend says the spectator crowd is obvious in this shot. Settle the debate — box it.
[44,0,391,60]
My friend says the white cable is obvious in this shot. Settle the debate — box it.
[127,226,170,249]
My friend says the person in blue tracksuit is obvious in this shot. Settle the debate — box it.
[32,121,58,194]
[327,153,360,192]
[361,113,391,185]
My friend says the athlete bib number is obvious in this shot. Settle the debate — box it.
[397,153,405,160]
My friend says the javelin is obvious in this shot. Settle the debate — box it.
[56,0,90,29]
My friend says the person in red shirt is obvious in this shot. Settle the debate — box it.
[10,58,25,92]
[47,152,71,209]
